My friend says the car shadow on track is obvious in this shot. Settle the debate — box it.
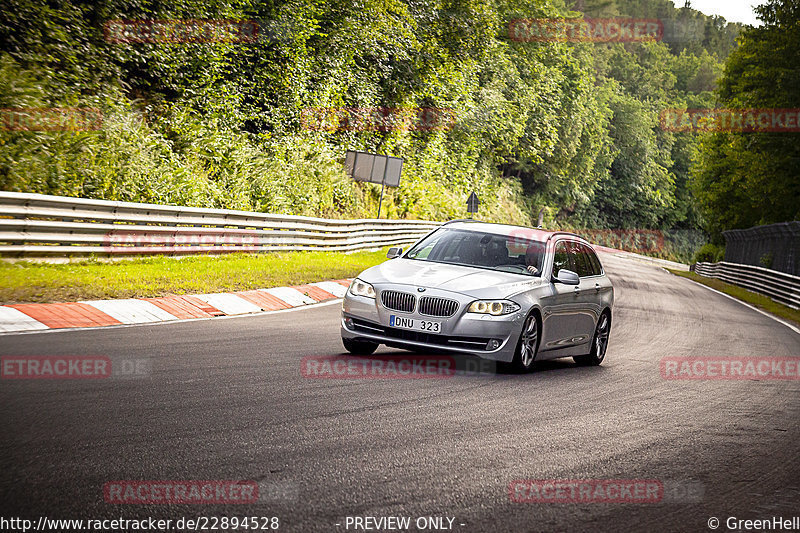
[326,349,607,378]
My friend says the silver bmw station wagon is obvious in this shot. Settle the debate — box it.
[340,221,614,372]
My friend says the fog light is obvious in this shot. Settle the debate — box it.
[344,317,354,329]
[486,339,500,350]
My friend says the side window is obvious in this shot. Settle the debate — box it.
[571,242,592,277]
[552,241,572,274]
[584,245,603,276]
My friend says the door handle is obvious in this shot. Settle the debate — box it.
[574,286,581,295]
[595,283,601,292]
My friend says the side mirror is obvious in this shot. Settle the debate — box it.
[553,269,580,285]
[386,247,403,259]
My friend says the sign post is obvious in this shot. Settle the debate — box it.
[344,150,404,219]
[466,192,480,218]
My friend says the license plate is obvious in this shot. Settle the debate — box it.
[389,315,441,333]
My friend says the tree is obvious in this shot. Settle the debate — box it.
[691,0,800,234]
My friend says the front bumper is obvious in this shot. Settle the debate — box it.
[340,288,524,362]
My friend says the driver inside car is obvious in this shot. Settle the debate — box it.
[525,242,545,275]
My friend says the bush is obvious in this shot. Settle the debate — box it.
[0,54,533,225]
[694,243,724,263]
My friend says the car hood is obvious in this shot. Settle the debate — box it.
[357,258,543,299]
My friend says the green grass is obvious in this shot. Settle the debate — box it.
[0,249,392,304]
[667,269,800,326]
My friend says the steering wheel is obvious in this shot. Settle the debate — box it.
[495,264,534,274]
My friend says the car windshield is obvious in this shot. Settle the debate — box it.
[405,228,546,276]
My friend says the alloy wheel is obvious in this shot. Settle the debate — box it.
[520,315,538,368]
[594,314,610,362]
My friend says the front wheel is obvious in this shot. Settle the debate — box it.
[342,337,379,355]
[500,312,539,373]
[574,312,610,366]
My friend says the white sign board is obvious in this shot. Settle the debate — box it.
[344,150,403,187]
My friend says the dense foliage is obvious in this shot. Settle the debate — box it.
[690,0,800,237]
[0,0,760,246]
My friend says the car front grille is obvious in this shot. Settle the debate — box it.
[418,296,459,317]
[380,290,416,313]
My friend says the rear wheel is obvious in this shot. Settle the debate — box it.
[500,312,539,373]
[574,311,610,366]
[342,337,379,355]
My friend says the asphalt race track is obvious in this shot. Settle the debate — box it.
[2,252,799,532]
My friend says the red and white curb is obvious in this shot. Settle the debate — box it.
[0,279,351,334]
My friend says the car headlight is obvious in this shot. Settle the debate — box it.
[349,279,376,299]
[467,300,520,316]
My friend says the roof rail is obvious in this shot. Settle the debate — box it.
[547,230,588,241]
[441,218,479,225]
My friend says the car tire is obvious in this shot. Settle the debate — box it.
[342,337,379,355]
[574,311,611,366]
[500,312,540,373]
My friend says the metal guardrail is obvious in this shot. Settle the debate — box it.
[694,261,800,309]
[723,221,799,276]
[0,192,441,256]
